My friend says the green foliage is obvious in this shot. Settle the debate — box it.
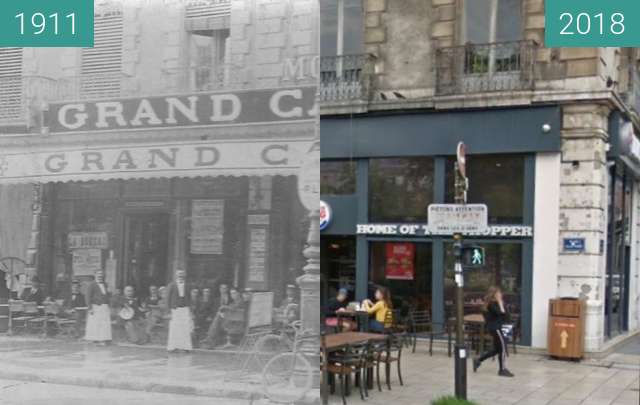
[431,396,479,405]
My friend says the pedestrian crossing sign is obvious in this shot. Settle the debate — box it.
[461,245,485,267]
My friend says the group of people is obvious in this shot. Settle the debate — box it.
[18,268,298,353]
[325,284,515,377]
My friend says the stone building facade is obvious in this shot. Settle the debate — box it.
[0,0,319,333]
[320,0,640,352]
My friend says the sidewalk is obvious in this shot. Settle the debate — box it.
[325,344,639,405]
[0,336,318,404]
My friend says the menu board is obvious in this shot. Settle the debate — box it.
[72,248,102,276]
[247,291,274,328]
[190,200,224,254]
[247,228,267,284]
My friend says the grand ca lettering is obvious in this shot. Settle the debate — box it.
[50,87,317,133]
[42,144,293,174]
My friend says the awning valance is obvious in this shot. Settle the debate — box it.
[0,138,312,184]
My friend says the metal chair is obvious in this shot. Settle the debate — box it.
[325,341,370,405]
[409,309,452,356]
[9,301,32,334]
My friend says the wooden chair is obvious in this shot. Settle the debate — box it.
[23,302,46,334]
[9,301,32,334]
[409,310,452,356]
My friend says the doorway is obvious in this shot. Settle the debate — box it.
[122,212,170,297]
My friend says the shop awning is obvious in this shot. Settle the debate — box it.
[0,138,314,184]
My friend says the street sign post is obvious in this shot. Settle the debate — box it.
[427,204,488,235]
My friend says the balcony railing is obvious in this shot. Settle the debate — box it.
[435,40,537,95]
[54,72,138,101]
[320,54,376,103]
[162,65,242,93]
[0,76,57,126]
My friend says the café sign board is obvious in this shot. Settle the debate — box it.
[47,87,317,133]
[427,204,488,235]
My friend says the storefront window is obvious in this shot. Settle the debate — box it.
[369,157,435,222]
[321,160,357,195]
[445,154,524,224]
[444,242,522,317]
[321,236,356,302]
[370,242,432,316]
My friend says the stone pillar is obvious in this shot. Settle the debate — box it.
[558,103,611,351]
[296,209,320,335]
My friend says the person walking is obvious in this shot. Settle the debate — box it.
[473,286,514,377]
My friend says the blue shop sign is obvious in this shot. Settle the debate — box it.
[563,238,585,252]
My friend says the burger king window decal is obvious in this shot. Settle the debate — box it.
[320,200,332,231]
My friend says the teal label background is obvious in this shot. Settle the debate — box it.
[0,0,93,47]
[545,0,640,47]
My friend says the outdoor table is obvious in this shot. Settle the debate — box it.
[336,310,370,332]
[321,332,389,405]
[464,313,485,354]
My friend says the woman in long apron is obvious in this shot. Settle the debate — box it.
[84,270,112,345]
[166,269,193,352]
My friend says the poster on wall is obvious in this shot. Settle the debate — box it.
[385,243,415,280]
[190,200,224,254]
[68,232,109,249]
[72,249,103,276]
[247,228,267,286]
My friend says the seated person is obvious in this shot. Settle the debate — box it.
[110,288,125,320]
[361,286,393,333]
[275,285,299,325]
[60,280,86,334]
[201,288,246,348]
[324,288,350,330]
[20,276,45,305]
[145,286,168,336]
[196,288,215,331]
[120,285,148,345]
[143,285,160,307]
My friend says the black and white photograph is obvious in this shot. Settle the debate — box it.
[0,0,320,404]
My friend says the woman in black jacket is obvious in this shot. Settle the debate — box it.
[473,286,514,377]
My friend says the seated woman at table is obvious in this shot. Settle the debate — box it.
[361,286,392,333]
[324,288,350,331]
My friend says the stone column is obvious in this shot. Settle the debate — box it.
[558,103,611,351]
[296,209,320,335]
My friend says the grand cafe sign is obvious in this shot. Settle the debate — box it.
[47,87,317,133]
[0,86,316,184]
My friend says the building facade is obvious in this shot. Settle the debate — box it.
[0,0,319,320]
[320,0,640,352]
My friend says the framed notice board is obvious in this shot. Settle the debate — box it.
[247,291,274,328]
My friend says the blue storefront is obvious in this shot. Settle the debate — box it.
[320,106,562,346]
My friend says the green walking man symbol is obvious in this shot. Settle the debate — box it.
[471,249,483,265]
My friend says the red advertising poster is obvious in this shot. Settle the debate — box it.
[385,243,415,280]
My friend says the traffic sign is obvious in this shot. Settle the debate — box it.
[461,245,485,267]
[427,204,488,235]
[456,142,467,178]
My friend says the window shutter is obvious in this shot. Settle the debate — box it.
[81,5,124,99]
[185,0,231,31]
[0,48,24,122]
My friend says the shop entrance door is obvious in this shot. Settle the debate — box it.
[123,213,170,296]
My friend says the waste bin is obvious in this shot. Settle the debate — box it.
[547,298,585,359]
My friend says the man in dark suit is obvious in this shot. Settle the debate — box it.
[64,280,86,309]
[20,276,45,305]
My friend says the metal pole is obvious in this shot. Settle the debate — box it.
[453,162,467,399]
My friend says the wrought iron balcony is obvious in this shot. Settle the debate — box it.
[162,65,242,93]
[54,72,138,101]
[320,54,376,103]
[435,40,537,95]
[0,75,57,127]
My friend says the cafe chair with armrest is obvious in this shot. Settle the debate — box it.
[409,309,452,357]
[370,333,403,391]
[325,341,370,405]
